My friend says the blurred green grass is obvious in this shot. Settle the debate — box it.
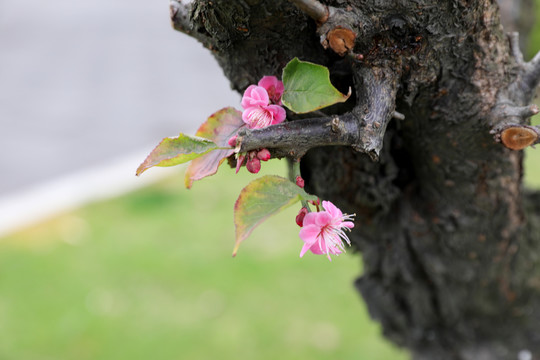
[0,161,408,360]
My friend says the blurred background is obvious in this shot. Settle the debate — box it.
[0,1,539,359]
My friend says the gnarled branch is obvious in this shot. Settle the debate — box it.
[236,114,360,160]
[237,64,400,161]
[353,64,400,160]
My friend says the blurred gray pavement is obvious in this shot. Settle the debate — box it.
[0,0,240,197]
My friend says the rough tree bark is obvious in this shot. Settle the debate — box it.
[170,1,540,359]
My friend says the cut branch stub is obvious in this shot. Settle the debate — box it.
[500,126,539,150]
[317,6,372,57]
[491,102,539,149]
[323,27,357,56]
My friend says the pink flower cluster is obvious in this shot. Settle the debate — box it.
[241,76,286,129]
[232,76,286,174]
[297,201,355,261]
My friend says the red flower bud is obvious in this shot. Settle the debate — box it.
[295,176,305,188]
[257,148,271,161]
[246,157,261,173]
[296,207,308,227]
[228,135,238,147]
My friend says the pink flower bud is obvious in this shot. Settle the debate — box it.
[296,207,308,227]
[258,76,284,105]
[228,135,238,147]
[257,148,271,161]
[295,176,305,188]
[246,157,261,173]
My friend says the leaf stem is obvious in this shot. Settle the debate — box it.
[290,159,311,211]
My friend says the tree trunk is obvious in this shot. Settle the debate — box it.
[170,0,540,358]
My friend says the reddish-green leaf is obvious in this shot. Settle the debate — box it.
[185,107,244,188]
[136,134,217,176]
[233,175,317,256]
[282,58,351,114]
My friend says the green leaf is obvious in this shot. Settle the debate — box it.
[185,107,244,188]
[281,58,351,114]
[233,175,318,256]
[136,134,217,176]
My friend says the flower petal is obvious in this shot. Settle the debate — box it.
[299,224,321,244]
[309,240,326,254]
[266,105,286,125]
[301,212,318,227]
[314,211,332,227]
[299,242,313,257]
[241,85,269,109]
[258,76,284,104]
[342,221,355,229]
[322,200,343,219]
[242,106,271,129]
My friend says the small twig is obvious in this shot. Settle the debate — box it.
[393,111,406,121]
[507,32,540,99]
[501,104,539,118]
[508,32,524,66]
[288,0,329,24]
[490,102,538,135]
[522,50,540,94]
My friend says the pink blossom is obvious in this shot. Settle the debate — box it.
[241,85,269,109]
[258,76,284,105]
[242,104,286,129]
[298,201,355,261]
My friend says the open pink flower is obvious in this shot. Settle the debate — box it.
[242,104,286,129]
[241,80,286,129]
[298,201,355,261]
[241,85,269,109]
[258,76,284,105]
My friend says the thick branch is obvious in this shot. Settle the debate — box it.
[353,64,400,160]
[236,114,360,160]
[235,64,400,161]
[237,63,400,161]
